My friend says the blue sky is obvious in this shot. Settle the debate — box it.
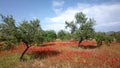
[0,0,120,32]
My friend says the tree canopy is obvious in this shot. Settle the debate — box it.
[18,19,43,45]
[65,12,95,47]
[43,30,57,42]
[0,15,18,50]
[57,30,71,41]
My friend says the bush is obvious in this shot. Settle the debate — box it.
[57,30,71,41]
[95,32,113,46]
[43,30,57,42]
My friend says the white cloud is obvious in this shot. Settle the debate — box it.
[53,8,63,14]
[52,1,64,7]
[52,1,65,14]
[44,3,120,32]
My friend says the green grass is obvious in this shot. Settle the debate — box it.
[0,54,32,68]
[0,54,20,68]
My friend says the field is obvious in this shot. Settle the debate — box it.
[0,41,120,68]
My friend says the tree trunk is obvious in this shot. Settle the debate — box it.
[97,41,102,47]
[78,37,83,47]
[20,44,29,61]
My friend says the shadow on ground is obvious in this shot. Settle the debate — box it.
[39,43,56,47]
[72,45,98,49]
[30,50,61,59]
[80,45,98,49]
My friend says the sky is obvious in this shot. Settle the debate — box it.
[0,0,120,32]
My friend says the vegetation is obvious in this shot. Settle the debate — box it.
[43,30,57,42]
[65,12,115,47]
[109,31,120,42]
[0,12,120,63]
[57,30,71,41]
[65,12,95,47]
[0,14,44,61]
[18,19,43,60]
[0,15,18,50]
[0,42,120,68]
[95,32,113,46]
[0,54,20,68]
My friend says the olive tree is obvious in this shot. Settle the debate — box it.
[95,32,113,46]
[18,19,44,60]
[65,12,95,47]
[0,14,18,50]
